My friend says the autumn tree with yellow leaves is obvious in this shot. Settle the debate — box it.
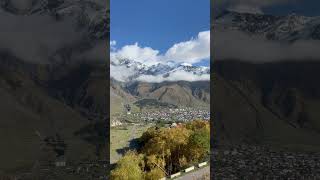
[111,120,210,180]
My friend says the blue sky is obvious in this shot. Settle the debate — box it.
[111,0,210,66]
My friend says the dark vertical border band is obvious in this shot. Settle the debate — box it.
[210,0,214,179]
[106,0,111,178]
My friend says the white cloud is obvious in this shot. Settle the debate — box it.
[228,4,263,14]
[0,13,82,63]
[136,70,210,83]
[213,29,320,62]
[10,0,33,11]
[111,42,161,65]
[110,30,210,82]
[110,40,117,46]
[110,40,117,51]
[216,0,298,14]
[110,30,210,65]
[110,64,137,82]
[75,42,107,62]
[164,31,210,64]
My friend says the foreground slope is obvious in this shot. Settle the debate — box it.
[213,60,320,150]
[0,54,107,172]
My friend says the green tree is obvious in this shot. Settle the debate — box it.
[185,120,210,162]
[187,128,210,162]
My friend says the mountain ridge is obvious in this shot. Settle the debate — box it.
[213,11,320,150]
[215,10,320,42]
[111,57,210,83]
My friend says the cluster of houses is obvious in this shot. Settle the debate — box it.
[212,145,320,179]
[110,119,123,127]
[126,107,210,122]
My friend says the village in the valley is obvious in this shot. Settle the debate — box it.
[111,105,210,127]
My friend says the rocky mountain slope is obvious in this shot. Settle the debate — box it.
[127,80,210,107]
[110,78,210,113]
[110,58,210,120]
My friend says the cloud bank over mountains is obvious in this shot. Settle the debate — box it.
[111,42,160,66]
[110,31,210,65]
[215,0,298,14]
[0,14,81,63]
[214,30,320,63]
[213,10,320,63]
[0,0,107,64]
[110,31,210,83]
[136,70,210,83]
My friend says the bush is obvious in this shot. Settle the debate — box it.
[145,168,165,180]
[111,151,144,180]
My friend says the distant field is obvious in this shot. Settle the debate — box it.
[110,123,153,164]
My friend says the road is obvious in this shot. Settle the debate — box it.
[176,166,210,180]
[128,123,143,150]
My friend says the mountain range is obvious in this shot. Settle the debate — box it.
[110,57,210,125]
[213,11,320,150]
[110,58,210,83]
[109,56,210,118]
[0,0,109,176]
[215,10,320,42]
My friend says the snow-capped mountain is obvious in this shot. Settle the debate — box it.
[111,58,210,82]
[0,0,108,41]
[0,0,108,66]
[1,0,104,15]
[215,10,320,42]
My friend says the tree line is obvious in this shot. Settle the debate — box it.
[111,120,210,180]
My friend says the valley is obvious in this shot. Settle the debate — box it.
[110,59,211,179]
[110,77,210,164]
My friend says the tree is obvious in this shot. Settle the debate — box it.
[185,120,210,162]
[145,168,165,180]
[187,128,210,162]
[186,119,209,131]
[129,120,210,176]
[111,151,144,180]
[141,125,191,173]
[145,154,165,171]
